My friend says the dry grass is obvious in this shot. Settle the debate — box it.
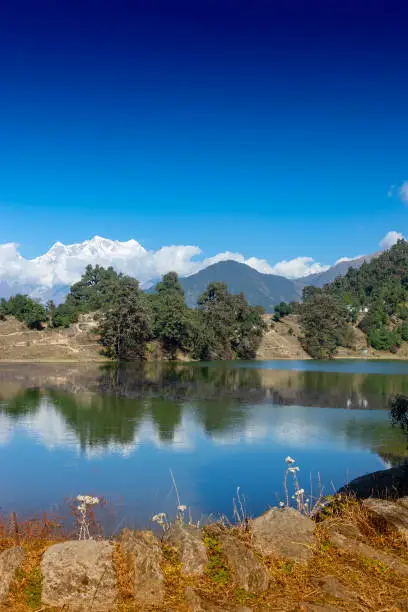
[161,544,190,612]
[112,541,136,611]
[1,498,408,611]
[0,514,64,611]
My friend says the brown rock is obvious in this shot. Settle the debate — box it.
[120,529,164,606]
[41,540,117,611]
[0,546,25,603]
[328,529,408,577]
[363,498,408,542]
[312,575,358,602]
[219,534,270,593]
[251,507,316,562]
[163,523,207,576]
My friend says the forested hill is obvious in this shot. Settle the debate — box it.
[300,240,408,358]
[0,266,268,362]
[295,253,374,291]
[179,261,299,310]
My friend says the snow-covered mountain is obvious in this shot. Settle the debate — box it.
[0,235,296,303]
[0,234,393,304]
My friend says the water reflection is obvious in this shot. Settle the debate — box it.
[0,362,407,523]
[0,362,406,458]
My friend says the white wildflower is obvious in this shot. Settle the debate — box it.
[295,489,304,496]
[279,501,285,507]
[285,456,295,464]
[75,493,99,541]
[288,467,299,473]
[177,505,187,512]
[76,494,99,505]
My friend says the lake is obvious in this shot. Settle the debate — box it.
[0,360,407,532]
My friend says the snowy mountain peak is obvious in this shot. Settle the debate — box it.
[0,231,398,304]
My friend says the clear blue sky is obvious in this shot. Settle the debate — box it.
[1,0,407,262]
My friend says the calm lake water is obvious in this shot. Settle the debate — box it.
[0,360,407,531]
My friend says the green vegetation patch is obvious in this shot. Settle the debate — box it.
[203,533,230,585]
[23,566,43,609]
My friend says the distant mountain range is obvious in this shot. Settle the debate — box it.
[294,254,375,291]
[179,260,299,311]
[178,256,373,311]
[0,236,376,311]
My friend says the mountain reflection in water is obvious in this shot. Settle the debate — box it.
[0,361,407,526]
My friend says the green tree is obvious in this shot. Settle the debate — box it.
[99,284,152,360]
[273,301,293,321]
[66,264,139,313]
[5,294,47,330]
[194,283,266,360]
[46,300,56,327]
[155,271,184,296]
[0,298,7,320]
[300,293,350,359]
[150,272,191,359]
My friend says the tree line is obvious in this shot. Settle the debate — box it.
[289,239,408,358]
[0,265,266,361]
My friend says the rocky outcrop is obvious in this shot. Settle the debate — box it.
[163,523,208,576]
[120,529,165,606]
[218,534,270,593]
[41,540,117,611]
[2,500,408,610]
[311,575,358,603]
[363,498,408,542]
[326,520,408,577]
[251,506,316,562]
[0,546,25,603]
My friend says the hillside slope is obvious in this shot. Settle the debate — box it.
[180,260,299,311]
[0,315,105,362]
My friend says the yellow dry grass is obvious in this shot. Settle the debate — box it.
[1,499,408,611]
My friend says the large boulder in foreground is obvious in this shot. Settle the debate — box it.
[251,507,316,562]
[41,540,116,611]
[363,498,408,542]
[219,534,270,593]
[120,529,164,606]
[0,546,25,603]
[163,523,207,576]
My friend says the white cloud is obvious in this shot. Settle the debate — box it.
[335,255,364,265]
[269,257,329,279]
[0,235,332,290]
[379,230,405,250]
[0,231,400,293]
[399,181,408,205]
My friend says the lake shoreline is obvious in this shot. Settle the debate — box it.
[1,492,408,611]
[2,353,408,363]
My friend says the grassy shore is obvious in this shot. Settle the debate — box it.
[1,496,408,611]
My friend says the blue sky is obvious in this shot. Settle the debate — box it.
[1,0,408,268]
